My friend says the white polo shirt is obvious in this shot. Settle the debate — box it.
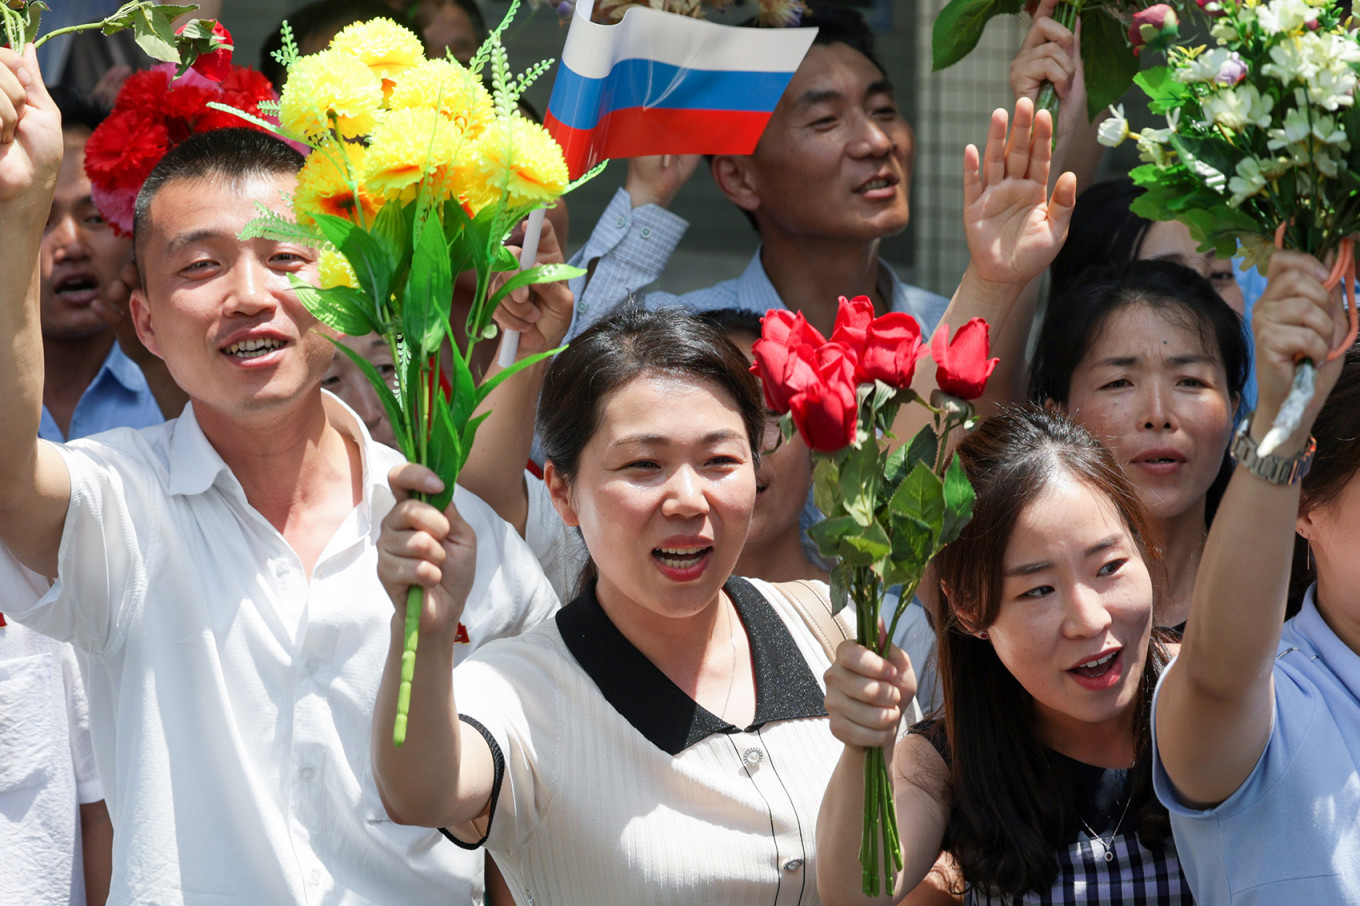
[448,576,846,906]
[0,619,103,906]
[5,395,559,905]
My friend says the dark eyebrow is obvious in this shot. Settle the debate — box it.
[867,77,895,97]
[1092,354,1218,369]
[164,228,231,256]
[795,88,843,108]
[1004,536,1122,578]
[611,430,747,447]
[1168,354,1219,368]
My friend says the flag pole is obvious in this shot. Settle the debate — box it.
[497,0,596,369]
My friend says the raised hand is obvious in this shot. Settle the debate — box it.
[0,44,61,206]
[1252,251,1349,431]
[824,638,917,750]
[380,463,478,639]
[962,97,1077,292]
[495,215,574,359]
[625,153,700,209]
[1010,0,1077,106]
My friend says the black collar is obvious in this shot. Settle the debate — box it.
[555,576,828,755]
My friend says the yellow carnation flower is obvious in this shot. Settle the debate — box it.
[329,18,425,86]
[294,142,382,228]
[318,248,359,290]
[465,116,570,210]
[386,59,495,139]
[363,107,462,202]
[279,50,383,140]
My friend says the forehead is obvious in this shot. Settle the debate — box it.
[595,374,745,442]
[1006,474,1130,563]
[55,129,94,196]
[142,171,297,251]
[1080,302,1219,366]
[782,42,890,107]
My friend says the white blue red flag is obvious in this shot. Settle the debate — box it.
[544,6,818,179]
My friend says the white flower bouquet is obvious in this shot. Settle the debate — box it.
[1101,0,1360,450]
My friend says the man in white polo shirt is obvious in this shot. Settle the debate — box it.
[0,46,557,904]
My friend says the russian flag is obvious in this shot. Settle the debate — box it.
[544,6,818,179]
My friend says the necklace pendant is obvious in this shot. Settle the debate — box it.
[1104,849,1114,863]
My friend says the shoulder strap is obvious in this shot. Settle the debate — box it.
[774,579,850,663]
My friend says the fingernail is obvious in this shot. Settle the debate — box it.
[16,66,32,86]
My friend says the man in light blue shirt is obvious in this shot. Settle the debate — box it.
[38,88,173,442]
[567,6,949,340]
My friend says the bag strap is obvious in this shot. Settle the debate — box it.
[774,579,850,663]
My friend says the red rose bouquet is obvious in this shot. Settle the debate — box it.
[752,296,997,896]
[84,62,279,235]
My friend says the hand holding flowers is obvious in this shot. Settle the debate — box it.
[752,298,994,895]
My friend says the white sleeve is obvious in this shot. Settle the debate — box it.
[59,641,103,804]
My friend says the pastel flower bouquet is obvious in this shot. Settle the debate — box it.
[218,5,583,745]
[752,297,995,896]
[1101,0,1360,450]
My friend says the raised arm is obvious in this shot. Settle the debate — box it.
[372,463,499,830]
[1155,250,1346,806]
[0,45,73,579]
[458,217,573,536]
[816,639,954,905]
[891,98,1075,445]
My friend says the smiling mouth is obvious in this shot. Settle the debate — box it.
[653,546,712,569]
[857,176,896,193]
[1070,650,1119,678]
[54,274,99,300]
[223,338,285,359]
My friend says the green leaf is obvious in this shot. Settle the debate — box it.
[1134,66,1190,117]
[931,0,1024,71]
[445,343,478,429]
[131,5,179,61]
[889,512,935,567]
[904,425,940,471]
[486,263,587,311]
[473,346,565,408]
[839,439,880,528]
[239,203,324,245]
[424,404,463,512]
[402,214,454,355]
[290,278,381,337]
[812,457,841,517]
[940,456,977,546]
[828,565,851,615]
[808,514,859,562]
[205,101,281,134]
[1081,8,1141,119]
[372,200,414,278]
[311,213,395,324]
[889,462,945,529]
[325,336,410,459]
[839,518,892,566]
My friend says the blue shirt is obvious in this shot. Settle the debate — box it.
[1152,586,1360,903]
[38,344,163,442]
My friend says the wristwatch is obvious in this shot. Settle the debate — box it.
[1230,413,1316,486]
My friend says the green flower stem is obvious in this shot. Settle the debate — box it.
[30,21,106,49]
[392,584,423,746]
[1035,0,1082,140]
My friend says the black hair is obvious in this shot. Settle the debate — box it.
[260,0,415,88]
[133,128,304,271]
[698,307,765,340]
[1049,177,1156,305]
[930,405,1174,896]
[537,305,765,596]
[1030,258,1249,525]
[49,85,107,133]
[408,0,487,47]
[1289,340,1360,616]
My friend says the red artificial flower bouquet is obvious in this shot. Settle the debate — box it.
[752,295,997,895]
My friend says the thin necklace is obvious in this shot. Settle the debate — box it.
[718,599,739,723]
[1078,789,1133,863]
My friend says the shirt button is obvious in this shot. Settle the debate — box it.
[304,658,320,675]
[299,766,315,781]
[273,560,288,577]
[615,216,627,228]
[783,858,804,872]
[742,747,764,767]
[641,226,652,238]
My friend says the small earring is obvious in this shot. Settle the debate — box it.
[977,631,989,641]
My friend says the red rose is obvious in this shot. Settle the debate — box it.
[788,367,858,452]
[930,318,1000,400]
[829,295,874,360]
[1129,4,1179,51]
[181,21,233,83]
[858,312,927,388]
[751,310,827,414]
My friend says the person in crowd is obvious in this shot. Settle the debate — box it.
[404,0,486,63]
[320,332,399,449]
[260,0,413,89]
[40,86,183,440]
[0,46,558,904]
[566,5,951,342]
[817,406,1189,905]
[372,307,864,905]
[1029,260,1248,626]
[1152,252,1360,900]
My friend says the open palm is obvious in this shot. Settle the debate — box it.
[962,98,1076,290]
